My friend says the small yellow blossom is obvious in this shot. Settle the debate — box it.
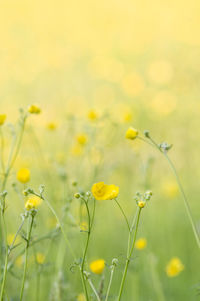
[80,221,88,231]
[25,195,42,210]
[76,134,88,145]
[0,114,6,126]
[125,127,138,140]
[91,182,119,200]
[166,257,184,277]
[36,253,45,264]
[7,234,20,246]
[138,201,146,208]
[77,293,86,301]
[90,259,105,275]
[123,112,133,122]
[46,122,57,131]
[135,238,147,250]
[28,104,41,114]
[88,110,98,121]
[17,168,30,184]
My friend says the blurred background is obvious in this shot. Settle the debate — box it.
[1,0,200,300]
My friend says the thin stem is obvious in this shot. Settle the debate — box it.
[80,199,91,301]
[149,253,165,301]
[105,265,116,301]
[41,195,76,260]
[117,208,142,301]
[20,215,34,301]
[0,214,8,301]
[87,278,101,301]
[140,135,200,249]
[164,152,200,248]
[8,217,25,255]
[114,199,130,232]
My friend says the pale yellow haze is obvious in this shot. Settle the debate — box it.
[0,0,200,84]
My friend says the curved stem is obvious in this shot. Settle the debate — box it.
[139,135,200,249]
[105,265,116,301]
[114,199,130,232]
[0,214,8,301]
[117,208,142,301]
[20,215,34,301]
[87,278,101,301]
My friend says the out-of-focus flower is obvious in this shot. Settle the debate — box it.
[46,122,57,131]
[28,104,41,114]
[36,253,45,264]
[88,110,98,121]
[135,238,147,250]
[90,259,105,274]
[162,181,179,199]
[25,195,42,210]
[91,182,119,200]
[17,168,30,183]
[125,127,138,140]
[80,221,88,231]
[77,293,86,301]
[76,134,88,145]
[7,234,20,246]
[166,257,184,277]
[0,114,6,126]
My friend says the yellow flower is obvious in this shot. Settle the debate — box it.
[138,201,146,208]
[36,253,45,264]
[28,104,41,114]
[77,293,86,301]
[125,127,138,140]
[46,122,57,131]
[166,257,184,277]
[135,238,147,250]
[17,168,30,184]
[88,110,98,121]
[7,234,20,246]
[80,221,88,231]
[90,259,105,275]
[91,182,119,200]
[0,114,6,126]
[25,195,42,210]
[76,134,88,145]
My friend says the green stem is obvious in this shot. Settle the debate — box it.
[0,128,5,174]
[105,265,116,301]
[117,208,142,301]
[141,135,200,249]
[149,253,165,301]
[87,278,101,301]
[0,214,8,301]
[20,215,34,301]
[114,199,130,232]
[80,199,91,301]
[41,195,76,260]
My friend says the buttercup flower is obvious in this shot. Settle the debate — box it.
[0,114,6,126]
[166,257,184,277]
[90,259,105,274]
[36,253,45,264]
[77,293,86,301]
[125,127,138,140]
[25,195,42,211]
[135,238,147,250]
[77,134,88,145]
[46,122,57,131]
[138,201,146,208]
[91,182,119,200]
[28,104,41,114]
[17,168,30,184]
[88,110,98,121]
